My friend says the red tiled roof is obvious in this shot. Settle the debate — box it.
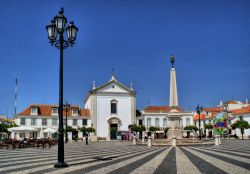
[18,104,91,117]
[144,106,184,113]
[231,105,250,115]
[203,107,223,113]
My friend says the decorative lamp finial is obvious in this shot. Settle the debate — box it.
[130,83,133,90]
[170,54,175,68]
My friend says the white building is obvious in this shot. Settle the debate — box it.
[15,104,91,140]
[84,73,136,140]
[231,105,250,139]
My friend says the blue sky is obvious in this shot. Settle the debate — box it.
[0,0,249,117]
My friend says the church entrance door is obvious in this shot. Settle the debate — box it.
[110,124,118,140]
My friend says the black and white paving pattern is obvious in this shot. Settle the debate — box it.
[0,140,249,174]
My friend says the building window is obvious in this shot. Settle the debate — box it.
[155,118,159,127]
[52,108,58,115]
[186,118,190,126]
[147,118,151,127]
[52,118,57,126]
[20,118,26,125]
[163,118,167,127]
[82,119,87,126]
[72,109,78,116]
[31,118,36,126]
[111,103,117,114]
[139,120,143,125]
[73,119,77,126]
[31,107,38,115]
[42,118,47,126]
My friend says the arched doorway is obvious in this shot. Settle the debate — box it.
[107,117,121,140]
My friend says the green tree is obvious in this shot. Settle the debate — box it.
[184,125,198,131]
[204,124,213,130]
[149,126,160,132]
[86,127,96,133]
[231,120,249,140]
[0,123,17,133]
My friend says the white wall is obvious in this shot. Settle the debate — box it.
[96,93,132,137]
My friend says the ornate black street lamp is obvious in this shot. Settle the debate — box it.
[64,101,71,143]
[196,104,203,140]
[46,7,78,168]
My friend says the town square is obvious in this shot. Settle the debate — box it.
[0,0,250,174]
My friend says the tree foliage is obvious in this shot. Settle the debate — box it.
[128,124,145,132]
[149,126,160,132]
[184,125,198,131]
[0,123,17,133]
[231,120,249,139]
[204,124,213,130]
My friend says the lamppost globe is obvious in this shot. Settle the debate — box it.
[54,7,67,33]
[46,20,57,42]
[66,21,78,43]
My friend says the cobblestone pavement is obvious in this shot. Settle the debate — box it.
[0,140,249,174]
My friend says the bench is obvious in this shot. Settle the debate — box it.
[97,137,106,142]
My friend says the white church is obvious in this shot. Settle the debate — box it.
[84,73,136,140]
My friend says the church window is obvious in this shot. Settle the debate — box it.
[186,118,190,126]
[147,118,151,127]
[155,118,159,127]
[110,99,118,114]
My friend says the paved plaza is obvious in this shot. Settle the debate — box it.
[0,140,249,174]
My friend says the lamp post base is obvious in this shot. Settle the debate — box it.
[54,162,69,168]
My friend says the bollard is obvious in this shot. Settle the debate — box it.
[219,136,222,145]
[148,136,152,147]
[215,135,219,145]
[133,136,136,145]
[142,136,145,143]
[172,136,176,147]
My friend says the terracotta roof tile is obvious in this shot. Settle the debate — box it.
[203,107,223,113]
[231,105,250,115]
[18,104,91,117]
[144,106,184,113]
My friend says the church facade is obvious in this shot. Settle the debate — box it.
[84,73,136,140]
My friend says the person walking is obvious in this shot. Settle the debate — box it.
[85,132,89,145]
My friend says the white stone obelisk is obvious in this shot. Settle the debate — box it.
[168,55,182,139]
[169,67,178,107]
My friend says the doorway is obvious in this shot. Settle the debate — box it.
[110,124,118,140]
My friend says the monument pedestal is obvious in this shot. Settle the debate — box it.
[167,110,183,139]
[167,129,182,139]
